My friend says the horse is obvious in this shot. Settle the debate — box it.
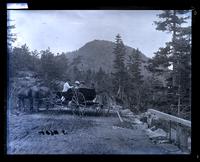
[18,86,34,112]
[32,86,53,110]
[17,86,52,112]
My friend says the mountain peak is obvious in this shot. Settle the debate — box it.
[81,39,113,48]
[66,39,150,75]
[80,39,148,61]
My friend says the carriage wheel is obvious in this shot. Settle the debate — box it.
[71,92,86,116]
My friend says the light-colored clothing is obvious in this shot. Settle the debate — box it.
[61,96,65,102]
[62,82,73,92]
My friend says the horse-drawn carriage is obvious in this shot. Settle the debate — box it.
[51,88,98,115]
[47,87,111,116]
[17,85,112,116]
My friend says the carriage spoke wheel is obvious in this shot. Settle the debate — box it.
[71,92,86,116]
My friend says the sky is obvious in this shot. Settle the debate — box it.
[7,10,191,58]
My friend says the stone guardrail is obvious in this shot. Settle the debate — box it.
[147,109,191,152]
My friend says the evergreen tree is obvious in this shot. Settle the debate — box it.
[40,48,57,86]
[146,44,171,76]
[7,19,16,48]
[153,10,191,118]
[127,49,143,84]
[112,34,127,102]
[126,49,144,112]
[145,50,171,113]
[154,10,190,84]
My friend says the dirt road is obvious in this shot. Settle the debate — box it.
[7,110,183,154]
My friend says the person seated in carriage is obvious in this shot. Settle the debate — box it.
[61,80,81,102]
[62,80,73,92]
[61,80,73,102]
[74,80,80,89]
[79,81,87,88]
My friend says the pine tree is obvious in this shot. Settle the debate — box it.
[7,19,17,48]
[126,49,144,112]
[127,49,143,84]
[154,10,191,118]
[147,43,171,76]
[112,34,127,102]
[145,46,171,112]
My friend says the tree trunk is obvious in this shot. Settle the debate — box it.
[177,84,181,117]
[172,10,177,88]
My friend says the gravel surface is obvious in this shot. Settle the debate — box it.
[7,110,184,154]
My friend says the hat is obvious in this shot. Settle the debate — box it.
[75,81,80,85]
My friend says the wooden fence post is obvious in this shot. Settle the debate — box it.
[169,120,172,142]
[147,113,152,128]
